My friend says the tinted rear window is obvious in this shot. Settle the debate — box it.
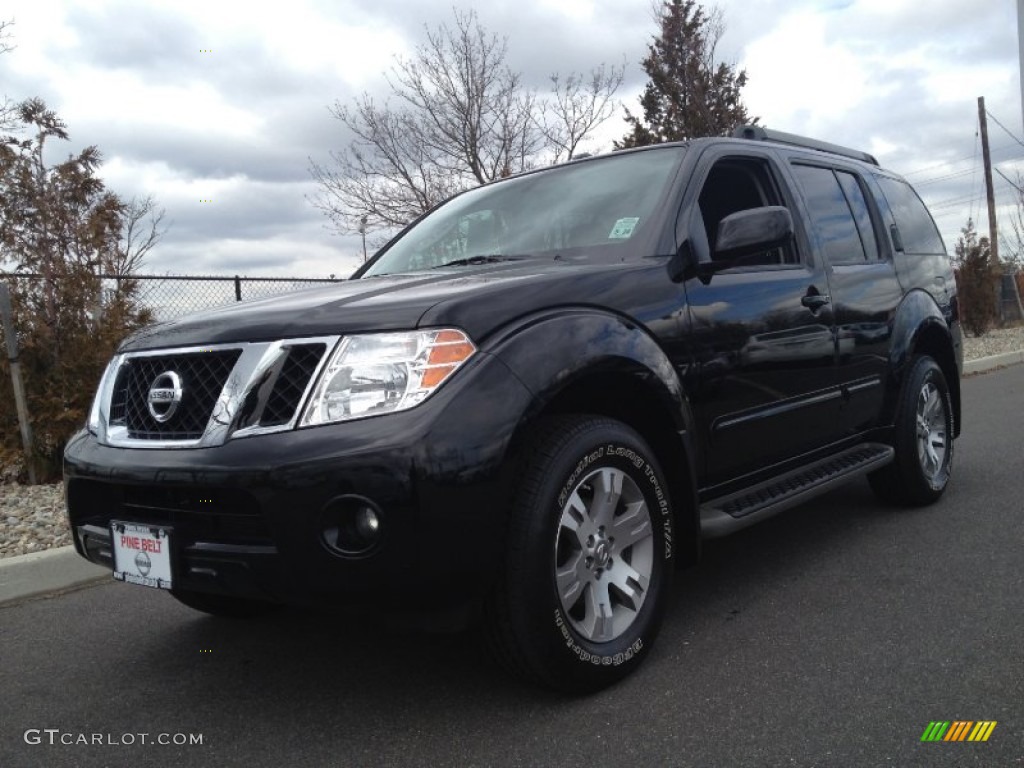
[876,177,945,255]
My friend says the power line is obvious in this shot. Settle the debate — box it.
[986,110,1024,151]
[902,152,977,178]
[913,167,976,187]
[914,145,1024,182]
[995,167,1023,193]
[926,193,979,211]
[931,209,973,220]
[969,124,980,226]
[901,142,1022,178]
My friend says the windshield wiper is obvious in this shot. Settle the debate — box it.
[431,254,526,269]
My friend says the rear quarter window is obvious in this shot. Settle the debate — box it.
[875,177,945,255]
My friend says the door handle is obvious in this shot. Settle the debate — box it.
[801,292,830,310]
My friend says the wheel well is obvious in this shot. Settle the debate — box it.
[534,371,700,567]
[913,324,962,437]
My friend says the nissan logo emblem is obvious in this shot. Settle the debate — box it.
[147,371,183,422]
[135,551,152,576]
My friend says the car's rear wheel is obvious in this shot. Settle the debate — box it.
[486,415,675,693]
[170,588,279,619]
[869,355,953,506]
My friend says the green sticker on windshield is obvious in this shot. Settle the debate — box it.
[608,217,639,239]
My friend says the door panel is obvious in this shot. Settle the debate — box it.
[786,162,902,437]
[830,263,902,435]
[673,150,842,487]
[684,267,840,485]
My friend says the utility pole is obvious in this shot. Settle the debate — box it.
[978,97,1024,324]
[978,96,999,265]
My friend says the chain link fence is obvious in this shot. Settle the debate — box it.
[2,273,341,322]
[0,272,345,480]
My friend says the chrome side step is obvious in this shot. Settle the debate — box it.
[700,443,895,538]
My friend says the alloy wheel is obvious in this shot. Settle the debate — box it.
[554,466,654,643]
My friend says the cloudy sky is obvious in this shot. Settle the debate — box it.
[1,0,1020,278]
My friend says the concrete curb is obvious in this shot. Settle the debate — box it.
[963,350,1024,375]
[0,545,108,607]
[0,350,1020,608]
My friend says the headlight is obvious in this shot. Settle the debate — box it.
[299,329,476,426]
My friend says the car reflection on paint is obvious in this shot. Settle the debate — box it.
[739,324,847,366]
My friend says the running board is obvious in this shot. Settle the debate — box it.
[700,443,895,538]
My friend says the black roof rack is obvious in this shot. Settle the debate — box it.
[732,125,879,166]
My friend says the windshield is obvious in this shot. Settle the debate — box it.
[360,147,686,277]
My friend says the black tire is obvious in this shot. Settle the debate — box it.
[170,588,279,619]
[486,415,675,693]
[869,355,953,506]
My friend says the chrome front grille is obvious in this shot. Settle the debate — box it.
[96,337,338,448]
[259,344,326,427]
[111,350,242,440]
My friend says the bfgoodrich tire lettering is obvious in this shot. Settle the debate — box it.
[869,355,953,506]
[486,415,675,693]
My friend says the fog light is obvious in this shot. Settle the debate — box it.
[356,507,380,537]
[320,496,383,557]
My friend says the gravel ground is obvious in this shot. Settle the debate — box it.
[2,324,1022,561]
[1,482,70,558]
[960,323,1024,359]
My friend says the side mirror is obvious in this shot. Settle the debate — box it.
[714,206,794,261]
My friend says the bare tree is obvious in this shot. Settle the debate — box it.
[309,94,468,234]
[538,62,625,163]
[391,10,539,185]
[0,18,12,54]
[1,19,18,132]
[115,194,167,275]
[310,9,623,237]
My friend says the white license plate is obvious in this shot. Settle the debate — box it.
[110,522,173,589]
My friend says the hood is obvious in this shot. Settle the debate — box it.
[119,258,670,352]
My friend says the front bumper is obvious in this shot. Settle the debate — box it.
[63,353,533,609]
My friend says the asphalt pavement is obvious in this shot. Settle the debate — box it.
[1,364,1022,768]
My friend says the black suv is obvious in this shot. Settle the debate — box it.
[65,126,961,692]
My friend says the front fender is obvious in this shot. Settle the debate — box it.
[483,308,701,564]
[484,308,690,429]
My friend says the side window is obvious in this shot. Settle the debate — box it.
[791,164,866,265]
[875,176,945,254]
[836,171,880,261]
[696,157,798,266]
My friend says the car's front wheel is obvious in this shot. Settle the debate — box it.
[486,415,675,693]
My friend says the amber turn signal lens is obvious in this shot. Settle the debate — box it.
[421,330,475,389]
[421,365,455,389]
